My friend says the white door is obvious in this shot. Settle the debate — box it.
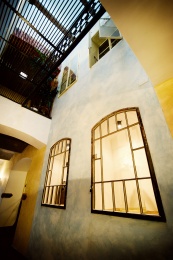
[0,170,27,227]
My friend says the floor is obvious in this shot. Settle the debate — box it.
[0,225,27,259]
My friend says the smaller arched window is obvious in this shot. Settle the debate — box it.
[91,108,165,220]
[42,138,71,208]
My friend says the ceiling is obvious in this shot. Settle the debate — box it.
[0,0,105,118]
[0,134,28,160]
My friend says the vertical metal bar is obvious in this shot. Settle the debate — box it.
[100,124,104,210]
[61,140,66,184]
[125,111,143,214]
[123,180,128,213]
[111,181,116,211]
[107,117,110,134]
[91,128,95,210]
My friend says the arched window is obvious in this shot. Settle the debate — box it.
[91,108,165,220]
[42,138,71,208]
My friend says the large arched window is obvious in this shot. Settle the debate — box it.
[42,138,71,208]
[91,108,165,220]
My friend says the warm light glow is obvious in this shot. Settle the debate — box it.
[19,72,28,79]
[117,120,122,129]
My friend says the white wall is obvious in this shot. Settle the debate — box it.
[0,96,51,149]
[28,25,173,259]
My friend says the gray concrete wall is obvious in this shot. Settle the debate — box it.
[28,32,173,259]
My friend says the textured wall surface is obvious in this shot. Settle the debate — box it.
[12,146,46,256]
[28,34,173,260]
[155,78,173,138]
[0,96,51,149]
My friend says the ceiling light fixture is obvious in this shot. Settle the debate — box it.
[117,120,122,129]
[19,72,28,79]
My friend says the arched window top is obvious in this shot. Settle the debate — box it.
[92,107,140,139]
[50,138,71,155]
[91,108,165,221]
[42,138,71,209]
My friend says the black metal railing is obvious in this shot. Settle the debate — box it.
[0,0,105,118]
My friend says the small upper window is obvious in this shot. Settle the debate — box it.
[59,55,78,95]
[89,17,122,67]
[42,138,71,208]
[91,108,165,221]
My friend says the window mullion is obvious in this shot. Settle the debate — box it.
[111,181,116,211]
[123,181,128,213]
[100,125,105,211]
[125,112,143,214]
[108,38,112,50]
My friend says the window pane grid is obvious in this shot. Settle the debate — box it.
[91,108,164,219]
[93,178,155,214]
[42,138,71,208]
[125,111,143,214]
[93,121,139,140]
[60,56,78,95]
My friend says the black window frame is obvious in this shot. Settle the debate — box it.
[42,138,71,209]
[91,107,166,221]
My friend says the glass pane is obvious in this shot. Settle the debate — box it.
[117,112,127,129]
[51,146,55,156]
[43,187,49,204]
[94,159,101,182]
[129,125,144,149]
[61,67,68,84]
[134,149,150,178]
[48,157,54,171]
[46,170,52,186]
[65,151,69,166]
[62,140,66,152]
[63,167,67,183]
[54,186,59,205]
[94,126,100,139]
[54,144,58,155]
[60,82,67,93]
[126,111,138,125]
[94,140,100,158]
[56,185,66,206]
[94,183,102,210]
[68,70,76,86]
[99,39,109,59]
[47,186,52,204]
[114,181,125,212]
[51,186,57,204]
[102,130,135,181]
[104,182,113,211]
[51,153,64,185]
[66,140,70,150]
[101,120,108,136]
[58,141,62,153]
[138,179,159,215]
[126,180,140,213]
[109,115,116,133]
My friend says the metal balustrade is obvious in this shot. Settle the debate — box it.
[0,0,105,117]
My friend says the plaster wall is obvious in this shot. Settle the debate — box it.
[0,96,51,149]
[12,145,46,256]
[155,78,173,138]
[28,32,173,259]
